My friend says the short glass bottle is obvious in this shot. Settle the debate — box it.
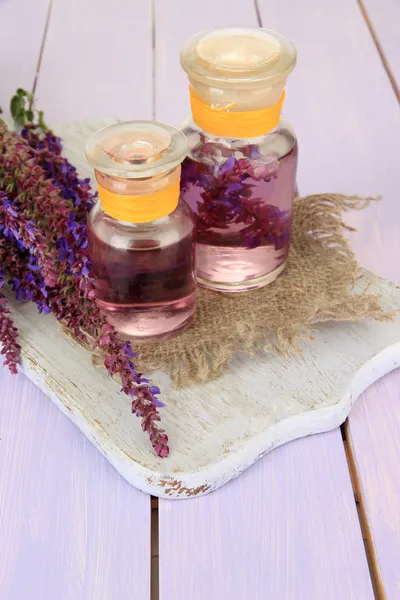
[86,121,196,341]
[180,27,298,292]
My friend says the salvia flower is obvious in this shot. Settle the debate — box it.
[0,270,21,374]
[0,111,169,458]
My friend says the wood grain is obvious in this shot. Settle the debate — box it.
[159,429,374,600]
[0,366,151,600]
[35,0,153,123]
[0,0,50,120]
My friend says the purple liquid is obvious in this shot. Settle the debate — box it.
[181,142,298,291]
[87,226,196,340]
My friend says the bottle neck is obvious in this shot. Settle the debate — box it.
[95,166,181,223]
[189,85,285,138]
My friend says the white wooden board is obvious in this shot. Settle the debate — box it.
[4,119,400,499]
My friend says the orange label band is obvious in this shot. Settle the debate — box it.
[189,87,285,138]
[98,180,180,223]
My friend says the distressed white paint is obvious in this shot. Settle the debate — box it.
[4,119,400,499]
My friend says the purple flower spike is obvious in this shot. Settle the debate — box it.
[0,118,169,458]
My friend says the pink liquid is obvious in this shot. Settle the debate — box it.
[195,243,287,290]
[87,227,196,340]
[182,142,298,291]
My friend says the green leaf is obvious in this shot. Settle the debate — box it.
[38,110,47,130]
[10,94,24,119]
[9,88,47,128]
[15,107,26,126]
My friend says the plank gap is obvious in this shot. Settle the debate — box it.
[357,0,400,103]
[342,421,386,600]
[31,0,54,101]
[253,0,262,27]
[151,496,159,600]
[342,436,357,497]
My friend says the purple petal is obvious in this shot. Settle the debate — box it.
[219,155,235,175]
[124,341,137,358]
[81,261,91,277]
[152,397,166,408]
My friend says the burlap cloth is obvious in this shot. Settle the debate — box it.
[122,193,388,387]
[71,193,388,386]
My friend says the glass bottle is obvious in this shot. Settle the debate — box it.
[180,27,298,292]
[86,121,196,341]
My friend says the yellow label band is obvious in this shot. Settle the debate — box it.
[189,87,285,138]
[98,180,180,223]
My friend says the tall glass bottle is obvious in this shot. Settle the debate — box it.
[86,121,196,341]
[180,27,298,292]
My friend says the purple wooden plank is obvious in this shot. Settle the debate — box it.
[35,0,153,123]
[333,0,400,581]
[257,0,400,591]
[360,0,400,94]
[348,372,400,598]
[256,0,400,283]
[346,209,400,596]
[258,0,400,595]
[0,0,50,120]
[159,430,373,600]
[0,366,151,600]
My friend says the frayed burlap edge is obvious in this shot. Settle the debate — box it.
[63,194,392,388]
